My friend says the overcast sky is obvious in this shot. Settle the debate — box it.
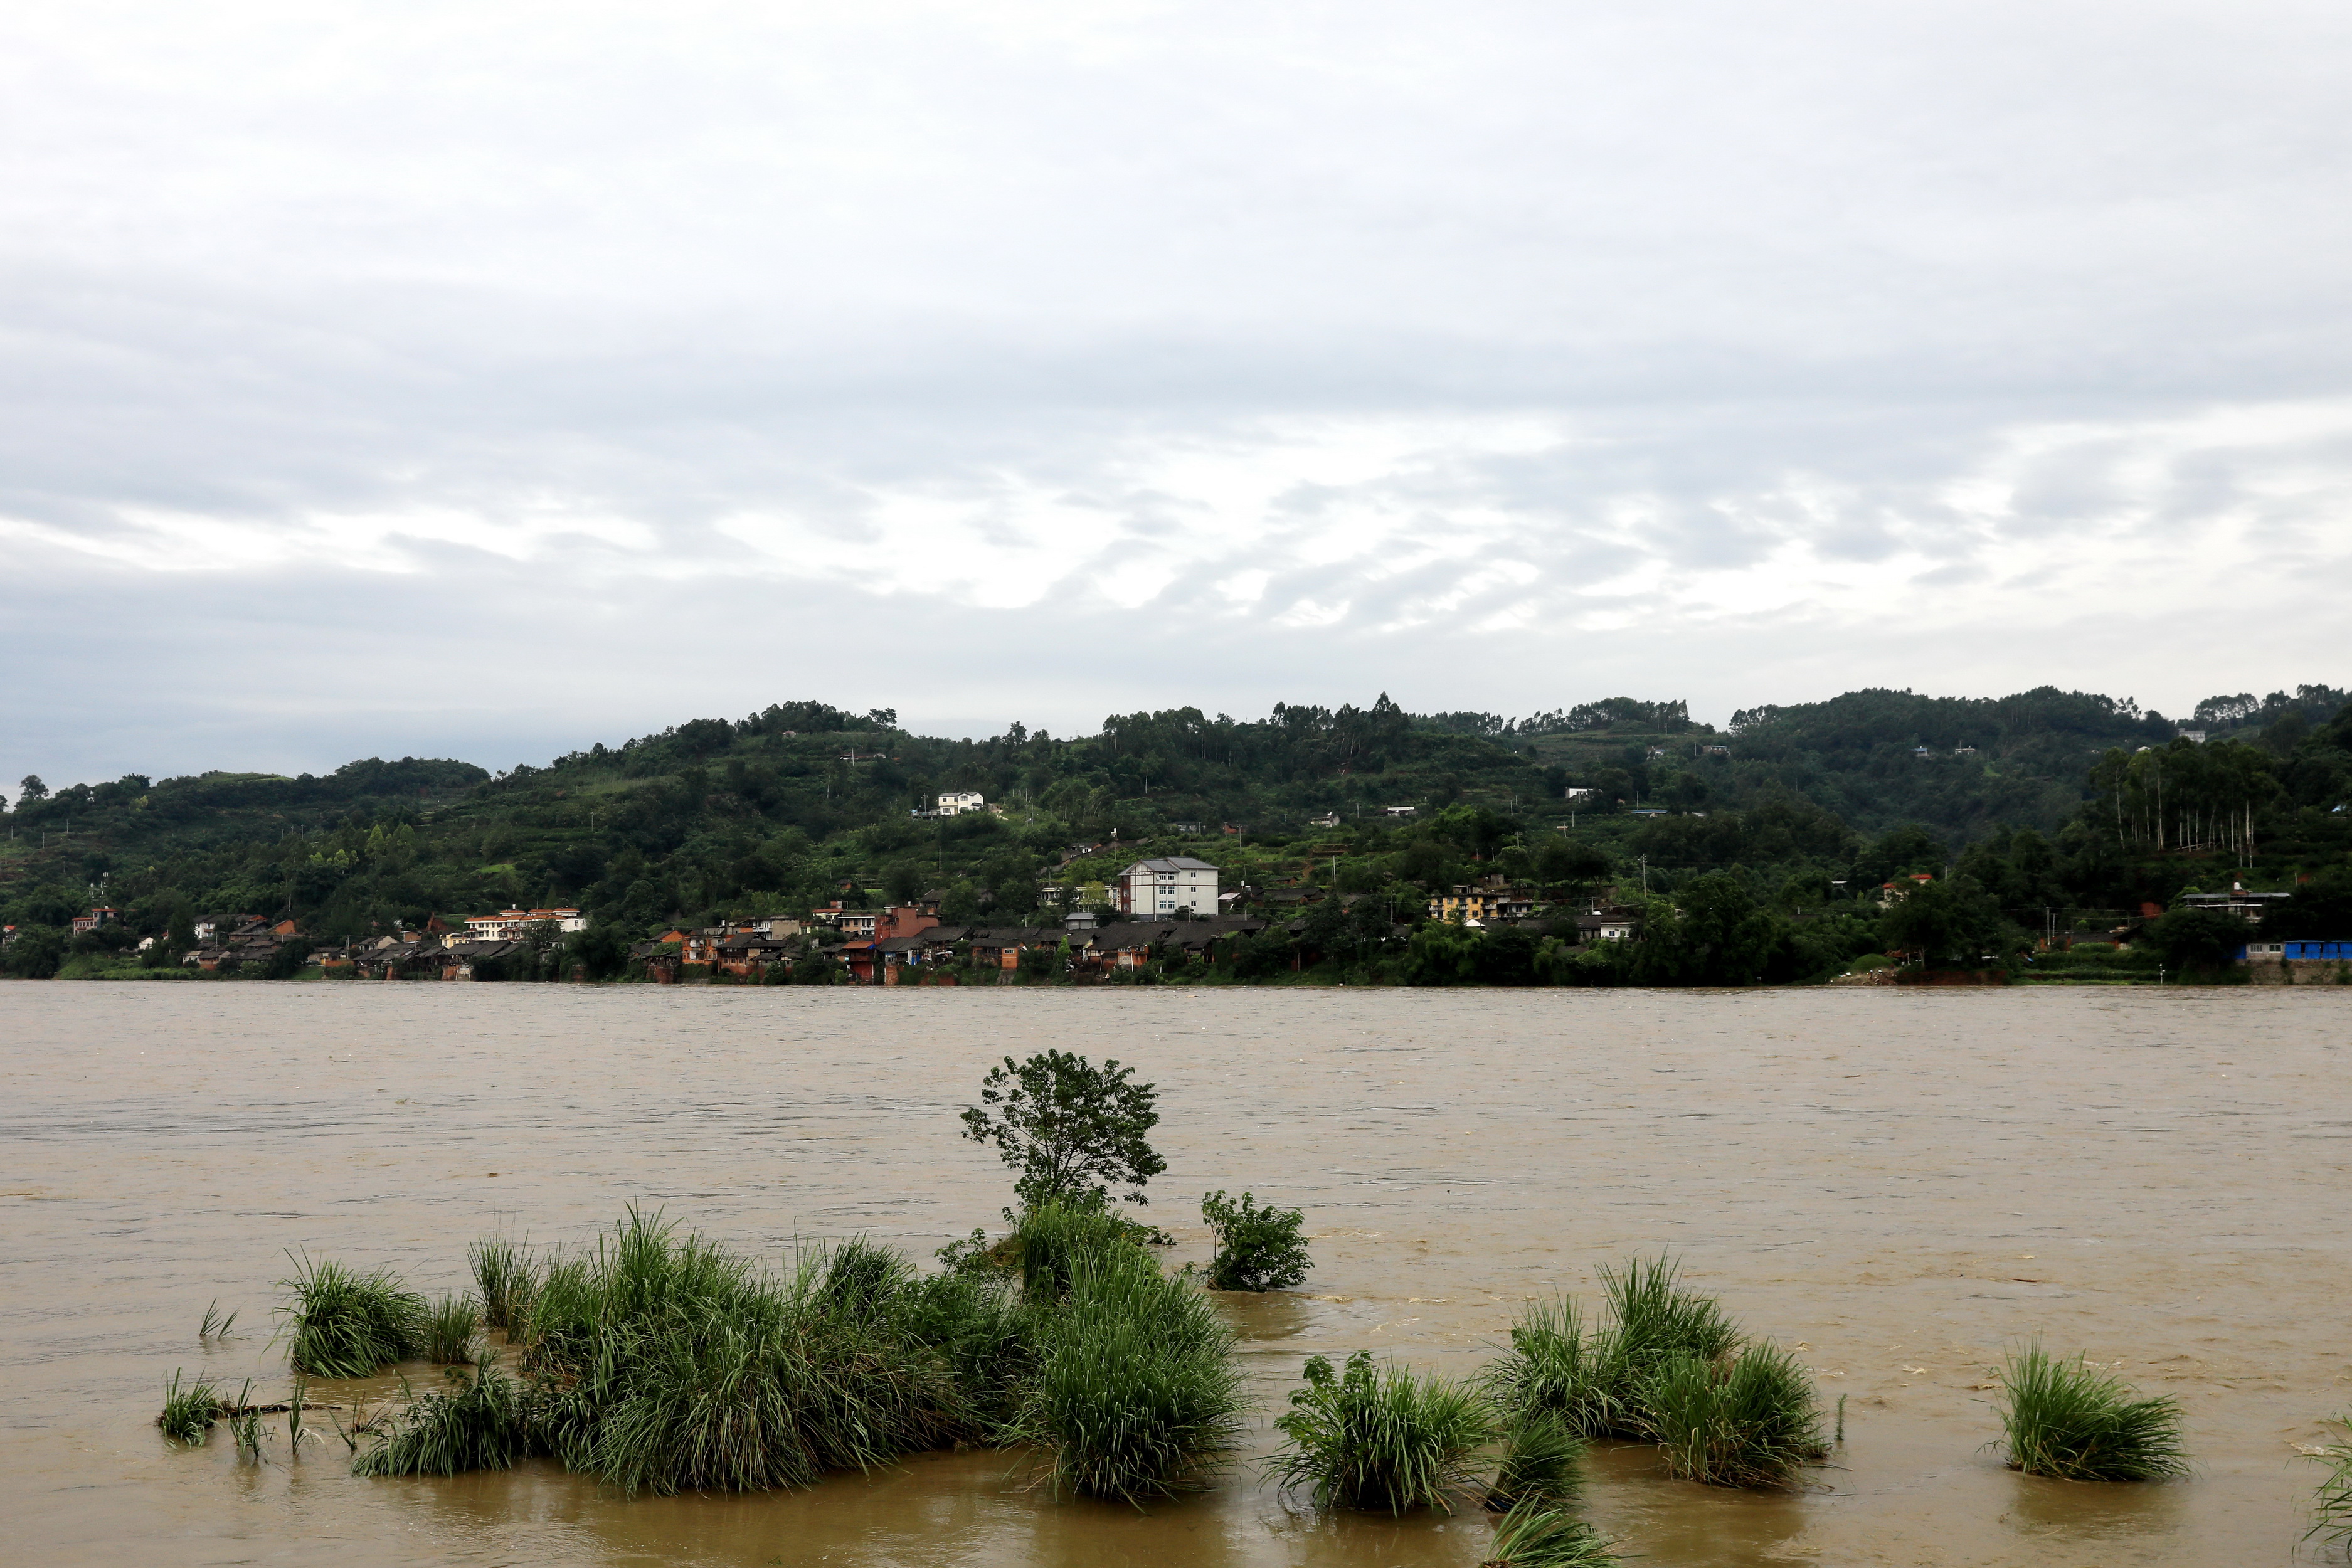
[5,0,2349,789]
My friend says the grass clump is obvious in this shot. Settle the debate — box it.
[1488,1296,1612,1438]
[1271,1350,1501,1514]
[226,1379,265,1460]
[279,1256,429,1377]
[1597,1255,1739,1437]
[1014,1244,1244,1503]
[468,1237,536,1330]
[198,1300,238,1339]
[1013,1200,1147,1298]
[1486,1411,1585,1511]
[1481,1501,1619,1567]
[1994,1345,2187,1481]
[1645,1343,1828,1489]
[504,1210,1023,1496]
[355,1352,539,1477]
[423,1295,479,1364]
[1489,1258,1740,1440]
[2308,1417,2352,1554]
[157,1369,224,1444]
[1200,1189,1311,1291]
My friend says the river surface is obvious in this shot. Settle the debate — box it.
[2,984,2347,1567]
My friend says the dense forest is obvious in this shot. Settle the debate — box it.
[4,683,2348,985]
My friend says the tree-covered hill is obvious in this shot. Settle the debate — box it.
[4,684,2346,972]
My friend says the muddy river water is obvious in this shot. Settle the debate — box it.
[2,984,2346,1566]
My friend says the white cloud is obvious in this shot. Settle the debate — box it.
[3,0,2349,787]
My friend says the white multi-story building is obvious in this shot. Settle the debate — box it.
[938,791,987,816]
[1114,857,1219,919]
[464,907,587,940]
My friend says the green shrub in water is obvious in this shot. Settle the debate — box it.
[1200,1189,1311,1291]
[1644,1343,1827,1489]
[1480,1501,1620,1567]
[279,1256,430,1377]
[157,1369,223,1444]
[1994,1345,2187,1481]
[1014,1246,1244,1503]
[354,1352,539,1477]
[1271,1350,1501,1514]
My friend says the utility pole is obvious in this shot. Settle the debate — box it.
[1640,855,1650,894]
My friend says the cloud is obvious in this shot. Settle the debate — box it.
[2,0,2349,787]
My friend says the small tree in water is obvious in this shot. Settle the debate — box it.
[1202,1190,1311,1291]
[961,1051,1166,1210]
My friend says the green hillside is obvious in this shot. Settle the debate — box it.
[5,685,2349,983]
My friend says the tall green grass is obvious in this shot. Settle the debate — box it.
[226,1379,264,1460]
[1487,1296,1612,1438]
[1994,1345,2187,1481]
[1271,1350,1500,1514]
[2307,1417,2352,1554]
[1597,1255,1739,1438]
[349,1207,1239,1503]
[1480,1502,1619,1567]
[1014,1200,1143,1298]
[423,1295,479,1364]
[354,1352,538,1477]
[279,1256,429,1377]
[1015,1245,1244,1503]
[1489,1258,1742,1440]
[1486,1412,1584,1511]
[1645,1343,1827,1489]
[157,1369,223,1444]
[468,1237,536,1330]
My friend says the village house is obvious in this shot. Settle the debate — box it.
[1576,909,1640,942]
[2180,883,2294,923]
[71,906,119,934]
[936,791,987,816]
[1113,856,1219,919]
[808,902,881,938]
[1429,883,1540,924]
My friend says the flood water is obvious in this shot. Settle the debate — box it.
[2,983,2347,1566]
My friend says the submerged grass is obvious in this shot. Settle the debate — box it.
[1597,1255,1739,1439]
[468,1237,536,1330]
[279,1256,429,1377]
[1994,1345,2188,1482]
[198,1300,238,1339]
[343,1206,1240,1505]
[157,1369,223,1444]
[423,1295,479,1364]
[1271,1350,1500,1515]
[1486,1412,1585,1511]
[354,1353,538,1477]
[1481,1502,1619,1567]
[1645,1343,1828,1490]
[384,1207,1041,1497]
[1487,1297,1612,1438]
[2308,1417,2352,1554]
[226,1379,264,1460]
[1015,1244,1244,1503]
[1490,1258,1743,1441]
[1012,1201,1144,1299]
